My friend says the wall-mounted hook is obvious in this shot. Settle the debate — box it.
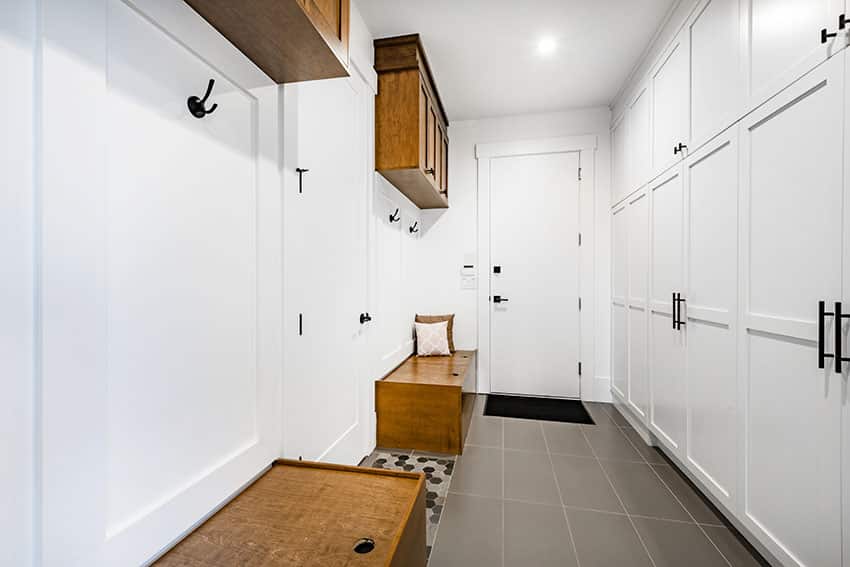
[409,221,419,234]
[389,208,401,223]
[187,79,218,119]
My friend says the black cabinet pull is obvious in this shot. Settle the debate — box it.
[672,292,677,329]
[822,28,838,44]
[819,300,835,369]
[424,168,435,177]
[677,294,686,329]
[835,302,850,373]
[493,295,509,304]
[673,143,688,155]
[359,313,372,324]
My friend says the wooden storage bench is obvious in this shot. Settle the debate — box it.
[155,459,426,567]
[375,350,477,455]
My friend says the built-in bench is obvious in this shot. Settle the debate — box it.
[375,351,477,455]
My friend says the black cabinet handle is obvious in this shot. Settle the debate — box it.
[493,295,509,304]
[835,302,850,373]
[822,28,838,44]
[425,168,435,177]
[677,294,686,329]
[359,313,372,324]
[673,143,688,155]
[672,292,677,329]
[819,300,835,369]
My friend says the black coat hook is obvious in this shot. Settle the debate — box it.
[409,221,419,234]
[389,208,401,223]
[188,79,218,118]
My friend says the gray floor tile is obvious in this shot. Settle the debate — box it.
[504,450,561,505]
[609,406,632,427]
[504,500,578,567]
[551,454,624,513]
[621,427,667,464]
[466,416,503,448]
[542,422,594,457]
[449,445,502,498]
[632,517,730,567]
[703,526,770,567]
[504,419,547,453]
[429,493,502,567]
[652,464,726,525]
[601,460,692,521]
[583,426,644,462]
[567,508,653,567]
[584,402,618,427]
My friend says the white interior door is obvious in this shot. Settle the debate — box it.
[739,55,844,567]
[40,1,281,564]
[283,74,369,466]
[684,129,739,509]
[490,151,581,398]
[649,167,687,454]
[627,190,650,419]
[612,203,629,400]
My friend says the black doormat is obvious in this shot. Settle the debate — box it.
[484,394,595,424]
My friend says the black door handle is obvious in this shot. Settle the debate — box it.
[834,302,850,373]
[359,313,372,324]
[493,295,509,304]
[819,300,836,369]
[672,292,677,329]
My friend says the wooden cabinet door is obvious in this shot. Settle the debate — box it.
[441,134,449,194]
[434,124,443,192]
[298,0,350,65]
[427,102,438,186]
[738,54,843,567]
[418,81,428,172]
[651,31,690,177]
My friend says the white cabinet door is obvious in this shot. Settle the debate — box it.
[629,84,652,190]
[684,129,739,510]
[627,190,650,419]
[612,113,630,204]
[748,0,844,107]
[689,0,745,148]
[739,55,844,567]
[649,167,687,455]
[612,202,629,400]
[651,31,690,178]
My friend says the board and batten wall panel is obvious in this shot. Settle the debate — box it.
[0,1,36,566]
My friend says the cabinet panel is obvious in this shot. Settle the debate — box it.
[627,192,649,418]
[649,168,686,453]
[690,0,744,146]
[441,133,449,194]
[684,131,738,507]
[740,56,843,567]
[611,114,630,204]
[651,34,690,176]
[612,204,629,399]
[749,0,842,106]
[629,85,652,190]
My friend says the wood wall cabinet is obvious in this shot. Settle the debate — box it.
[375,34,450,209]
[183,0,350,83]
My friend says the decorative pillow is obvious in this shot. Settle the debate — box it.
[415,313,455,352]
[414,321,450,356]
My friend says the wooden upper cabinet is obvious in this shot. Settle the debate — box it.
[375,34,449,209]
[183,0,350,84]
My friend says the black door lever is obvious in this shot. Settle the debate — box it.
[493,295,509,304]
[359,313,372,324]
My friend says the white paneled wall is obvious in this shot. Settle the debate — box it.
[610,0,850,565]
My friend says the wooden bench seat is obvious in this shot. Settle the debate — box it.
[375,351,477,455]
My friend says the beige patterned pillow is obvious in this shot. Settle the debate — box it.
[414,321,450,356]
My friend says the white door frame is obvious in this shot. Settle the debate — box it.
[476,135,597,397]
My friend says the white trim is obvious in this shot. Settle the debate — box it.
[476,135,598,399]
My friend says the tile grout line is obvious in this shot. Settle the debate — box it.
[611,407,736,567]
[540,421,583,567]
[579,425,659,567]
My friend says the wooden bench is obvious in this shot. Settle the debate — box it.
[375,350,477,455]
[155,459,426,566]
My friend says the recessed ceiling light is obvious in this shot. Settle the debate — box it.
[537,36,557,56]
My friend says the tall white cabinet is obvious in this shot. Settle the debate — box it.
[610,0,850,565]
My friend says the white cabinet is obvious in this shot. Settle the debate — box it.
[748,0,844,106]
[651,31,690,177]
[611,112,630,204]
[683,129,739,510]
[738,54,844,567]
[649,167,687,455]
[611,202,629,399]
[628,84,652,190]
[688,0,745,147]
[626,189,650,418]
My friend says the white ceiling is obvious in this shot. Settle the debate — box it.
[357,0,676,121]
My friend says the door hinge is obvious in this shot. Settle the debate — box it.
[578,167,582,181]
[578,362,582,376]
[579,297,582,311]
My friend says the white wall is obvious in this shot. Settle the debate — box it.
[416,107,613,399]
[1,1,35,565]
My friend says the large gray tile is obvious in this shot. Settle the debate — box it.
[652,464,725,525]
[703,526,770,567]
[609,406,632,427]
[449,445,502,498]
[601,460,691,521]
[632,517,730,567]
[429,493,502,567]
[504,450,560,505]
[621,427,667,464]
[504,500,578,567]
[504,419,547,453]
[542,422,594,457]
[584,402,618,427]
[466,416,503,448]
[551,454,624,513]
[567,508,653,567]
[583,426,644,462]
